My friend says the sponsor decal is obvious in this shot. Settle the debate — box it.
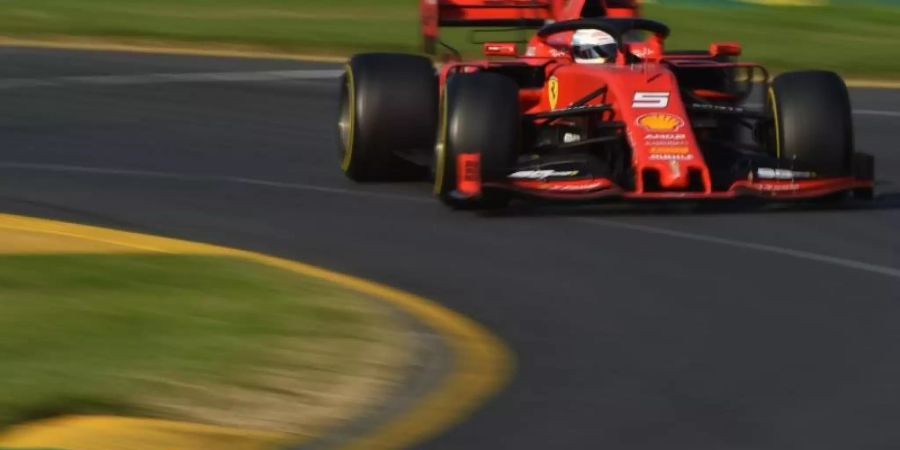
[754,183,802,192]
[650,146,690,155]
[636,113,685,132]
[645,133,686,140]
[509,170,579,180]
[549,49,568,58]
[539,181,608,192]
[669,160,681,177]
[646,140,688,147]
[516,180,610,192]
[632,92,670,109]
[756,168,816,180]
[562,132,581,144]
[548,76,560,110]
[649,154,693,161]
[644,133,688,147]
[630,46,651,59]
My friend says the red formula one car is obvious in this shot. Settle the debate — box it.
[337,0,875,209]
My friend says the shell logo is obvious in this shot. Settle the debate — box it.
[636,113,685,132]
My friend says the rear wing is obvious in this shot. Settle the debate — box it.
[421,0,640,54]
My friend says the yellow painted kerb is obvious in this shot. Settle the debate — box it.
[0,416,286,450]
[0,213,514,450]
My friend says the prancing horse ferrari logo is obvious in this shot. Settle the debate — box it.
[548,76,559,110]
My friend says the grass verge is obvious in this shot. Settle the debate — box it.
[0,1,898,78]
[0,253,411,434]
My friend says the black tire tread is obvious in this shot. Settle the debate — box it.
[768,70,853,176]
[341,53,437,181]
[436,72,520,208]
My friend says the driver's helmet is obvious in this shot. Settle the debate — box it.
[571,29,617,64]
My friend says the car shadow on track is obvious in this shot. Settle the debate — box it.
[486,191,900,219]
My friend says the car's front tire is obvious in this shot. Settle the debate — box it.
[339,53,437,181]
[767,71,853,177]
[434,72,520,209]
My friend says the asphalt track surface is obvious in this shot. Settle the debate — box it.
[1,47,899,450]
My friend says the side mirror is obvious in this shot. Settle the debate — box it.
[710,42,742,58]
[483,42,518,58]
[624,35,664,63]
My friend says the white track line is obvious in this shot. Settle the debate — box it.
[0,161,428,203]
[855,109,900,118]
[1,160,898,279]
[0,69,343,89]
[576,218,900,280]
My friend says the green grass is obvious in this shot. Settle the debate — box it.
[649,4,900,78]
[0,253,389,429]
[0,1,898,77]
[0,0,421,54]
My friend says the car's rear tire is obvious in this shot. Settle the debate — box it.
[434,72,520,209]
[339,53,437,181]
[767,71,853,176]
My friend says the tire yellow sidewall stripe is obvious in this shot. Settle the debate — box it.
[433,90,449,196]
[768,87,782,160]
[340,65,356,173]
[0,213,514,450]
